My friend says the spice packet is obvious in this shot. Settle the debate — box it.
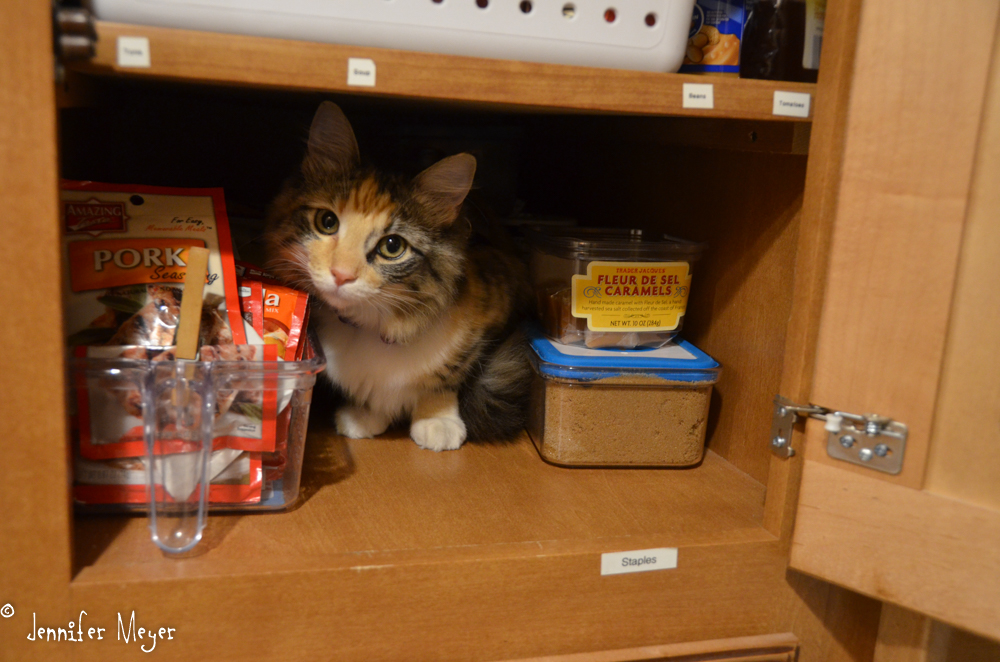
[235,261,310,361]
[235,259,280,282]
[261,282,309,361]
[73,450,262,505]
[239,279,264,339]
[75,343,279,459]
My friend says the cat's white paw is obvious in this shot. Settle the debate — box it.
[410,416,467,452]
[336,405,390,439]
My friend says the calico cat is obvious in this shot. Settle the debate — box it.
[265,102,532,451]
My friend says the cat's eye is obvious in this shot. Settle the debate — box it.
[376,235,407,259]
[314,209,340,235]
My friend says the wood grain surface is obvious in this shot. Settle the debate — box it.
[0,2,73,661]
[74,432,771,582]
[803,0,1000,488]
[73,21,816,120]
[924,13,1000,511]
[765,0,863,538]
[792,458,1000,640]
[495,633,798,662]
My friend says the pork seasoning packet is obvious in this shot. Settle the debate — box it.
[62,182,281,461]
[74,450,263,506]
[61,181,246,348]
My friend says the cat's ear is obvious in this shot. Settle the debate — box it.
[413,153,477,226]
[304,101,359,176]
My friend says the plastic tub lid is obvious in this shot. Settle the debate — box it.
[525,226,706,261]
[526,324,720,383]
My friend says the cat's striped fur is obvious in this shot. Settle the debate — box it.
[265,102,531,450]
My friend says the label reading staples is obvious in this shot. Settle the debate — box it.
[682,83,715,109]
[601,548,678,576]
[347,58,377,87]
[116,37,151,68]
[772,91,812,118]
[571,261,693,332]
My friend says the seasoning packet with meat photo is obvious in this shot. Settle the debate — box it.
[61,181,246,348]
[62,182,282,457]
[73,449,262,506]
[74,343,280,459]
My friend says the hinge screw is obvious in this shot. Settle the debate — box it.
[858,448,874,462]
[771,436,787,449]
[874,443,889,457]
[839,435,856,448]
[864,415,891,436]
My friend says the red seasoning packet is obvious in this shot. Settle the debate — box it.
[74,450,262,505]
[235,259,280,281]
[235,261,310,362]
[261,282,309,361]
[239,279,264,339]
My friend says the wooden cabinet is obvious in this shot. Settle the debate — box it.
[0,0,996,661]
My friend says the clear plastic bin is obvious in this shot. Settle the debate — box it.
[525,227,705,349]
[69,347,325,554]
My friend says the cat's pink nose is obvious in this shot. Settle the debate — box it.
[331,268,357,287]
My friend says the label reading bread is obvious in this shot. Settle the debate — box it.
[571,261,692,333]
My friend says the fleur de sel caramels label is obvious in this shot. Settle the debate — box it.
[571,261,692,332]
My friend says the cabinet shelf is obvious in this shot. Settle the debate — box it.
[72,21,816,121]
[73,429,771,584]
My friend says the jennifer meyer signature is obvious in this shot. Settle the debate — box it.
[22,607,176,653]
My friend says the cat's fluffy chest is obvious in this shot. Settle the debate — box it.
[314,305,465,417]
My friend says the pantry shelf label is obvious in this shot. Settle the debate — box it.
[601,548,678,576]
[571,261,692,333]
[116,37,151,68]
[347,58,376,87]
[773,91,811,118]
[682,83,714,109]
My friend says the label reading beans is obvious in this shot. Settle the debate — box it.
[571,261,692,332]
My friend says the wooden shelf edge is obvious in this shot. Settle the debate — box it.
[72,530,781,586]
[63,538,797,661]
[501,633,799,662]
[71,433,775,586]
[72,21,817,120]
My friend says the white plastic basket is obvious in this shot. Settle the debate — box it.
[88,0,696,72]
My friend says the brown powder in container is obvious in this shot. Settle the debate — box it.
[527,374,713,467]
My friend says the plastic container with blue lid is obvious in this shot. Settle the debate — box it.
[525,325,720,467]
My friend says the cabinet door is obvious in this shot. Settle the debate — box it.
[789,0,1000,642]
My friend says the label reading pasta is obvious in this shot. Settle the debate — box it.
[571,261,692,332]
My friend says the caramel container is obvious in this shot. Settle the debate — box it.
[526,227,705,350]
[526,326,720,467]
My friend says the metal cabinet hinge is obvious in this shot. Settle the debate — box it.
[770,395,908,474]
[53,3,97,82]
